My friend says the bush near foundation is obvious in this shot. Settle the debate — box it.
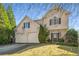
[65,29,78,46]
[38,25,49,43]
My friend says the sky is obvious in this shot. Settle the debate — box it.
[4,3,79,30]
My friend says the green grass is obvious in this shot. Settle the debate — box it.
[6,44,78,56]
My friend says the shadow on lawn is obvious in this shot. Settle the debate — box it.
[58,45,79,56]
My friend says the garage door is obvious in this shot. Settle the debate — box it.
[28,32,39,43]
[15,33,28,43]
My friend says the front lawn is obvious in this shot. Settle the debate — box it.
[7,44,78,56]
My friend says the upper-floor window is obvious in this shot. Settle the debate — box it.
[59,18,61,24]
[24,22,30,29]
[50,19,52,25]
[53,17,57,25]
[49,17,61,25]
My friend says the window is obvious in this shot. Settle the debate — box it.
[24,22,30,29]
[49,17,61,25]
[49,19,52,25]
[54,17,57,25]
[59,18,61,24]
[51,32,61,39]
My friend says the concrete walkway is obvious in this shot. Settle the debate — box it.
[0,44,31,54]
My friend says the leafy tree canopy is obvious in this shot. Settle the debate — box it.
[7,4,16,29]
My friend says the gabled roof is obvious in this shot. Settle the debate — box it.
[16,16,39,29]
[41,5,70,19]
[34,19,43,24]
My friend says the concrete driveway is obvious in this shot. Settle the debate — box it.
[0,44,31,54]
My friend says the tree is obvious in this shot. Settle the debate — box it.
[38,25,49,43]
[7,5,16,29]
[7,5,16,43]
[0,3,12,44]
[0,4,11,30]
[65,29,78,46]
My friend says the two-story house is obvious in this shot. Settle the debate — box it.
[15,6,70,43]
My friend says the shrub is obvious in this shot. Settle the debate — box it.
[65,29,78,46]
[38,25,49,43]
[58,38,64,42]
[46,39,52,43]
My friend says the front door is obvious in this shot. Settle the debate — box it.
[51,33,59,42]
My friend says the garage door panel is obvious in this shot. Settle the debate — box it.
[15,33,28,43]
[28,33,39,43]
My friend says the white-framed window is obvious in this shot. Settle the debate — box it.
[59,18,61,24]
[53,17,57,25]
[49,17,61,25]
[24,22,30,29]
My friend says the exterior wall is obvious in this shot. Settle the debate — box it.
[42,9,69,30]
[15,17,40,43]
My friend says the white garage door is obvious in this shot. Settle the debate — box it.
[15,32,39,43]
[15,33,28,43]
[28,33,39,43]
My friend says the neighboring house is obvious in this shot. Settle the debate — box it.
[15,6,70,43]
